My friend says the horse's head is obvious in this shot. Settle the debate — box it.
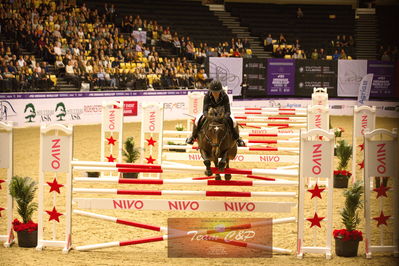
[203,107,228,147]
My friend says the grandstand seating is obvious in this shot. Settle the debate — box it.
[225,3,355,54]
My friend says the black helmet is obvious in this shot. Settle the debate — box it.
[209,80,223,92]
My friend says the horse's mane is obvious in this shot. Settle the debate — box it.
[206,106,225,122]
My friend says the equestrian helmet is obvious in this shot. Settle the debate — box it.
[209,80,223,92]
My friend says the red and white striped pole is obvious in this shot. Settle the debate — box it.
[73,188,297,198]
[71,161,298,178]
[73,178,299,186]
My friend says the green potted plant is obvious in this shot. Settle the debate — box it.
[334,139,353,188]
[168,123,186,152]
[333,180,363,257]
[122,137,140,178]
[9,176,38,248]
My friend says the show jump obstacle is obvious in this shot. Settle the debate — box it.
[100,101,124,178]
[35,123,336,259]
[352,106,376,184]
[0,121,14,247]
[140,103,164,179]
[36,124,73,253]
[363,128,398,258]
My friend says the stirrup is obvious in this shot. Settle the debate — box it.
[186,136,195,145]
[237,138,246,147]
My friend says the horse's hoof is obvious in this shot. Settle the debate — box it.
[205,169,213,176]
[224,174,232,181]
[215,174,221,180]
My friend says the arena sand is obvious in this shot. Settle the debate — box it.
[0,116,398,266]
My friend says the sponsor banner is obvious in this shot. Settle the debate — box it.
[338,59,368,97]
[41,135,71,173]
[168,218,272,258]
[0,90,216,127]
[209,57,243,96]
[302,140,332,178]
[123,101,138,116]
[232,99,399,118]
[357,74,373,105]
[266,58,295,95]
[296,60,338,97]
[76,198,296,213]
[367,60,395,97]
[243,58,267,95]
[0,132,10,168]
[163,152,299,163]
[366,140,395,177]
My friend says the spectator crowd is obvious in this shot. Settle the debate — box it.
[0,0,254,92]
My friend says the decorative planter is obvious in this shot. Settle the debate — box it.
[17,230,38,248]
[333,175,349,188]
[87,172,100,178]
[123,172,139,179]
[335,238,360,257]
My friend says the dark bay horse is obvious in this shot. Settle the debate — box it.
[197,106,238,180]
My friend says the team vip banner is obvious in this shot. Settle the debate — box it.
[209,57,243,96]
[295,59,338,97]
[338,59,368,97]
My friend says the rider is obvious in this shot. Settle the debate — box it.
[185,80,246,147]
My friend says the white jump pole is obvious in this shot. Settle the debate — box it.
[0,121,14,247]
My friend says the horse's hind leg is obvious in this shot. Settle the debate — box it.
[224,159,232,181]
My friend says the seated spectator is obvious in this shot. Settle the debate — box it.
[311,49,319,60]
[319,48,326,60]
[339,49,348,59]
[278,34,287,45]
[381,51,391,61]
[332,49,340,60]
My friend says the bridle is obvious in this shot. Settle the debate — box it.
[203,118,228,148]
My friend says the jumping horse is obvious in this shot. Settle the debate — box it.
[197,106,238,180]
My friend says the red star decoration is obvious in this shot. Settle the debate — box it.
[145,155,156,164]
[306,212,325,228]
[373,211,391,227]
[0,179,4,190]
[46,178,64,194]
[46,207,63,222]
[106,136,117,145]
[146,137,157,146]
[373,184,391,198]
[358,160,364,169]
[0,207,4,217]
[307,183,325,199]
[358,143,365,151]
[106,154,116,162]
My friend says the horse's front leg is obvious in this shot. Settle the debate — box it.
[213,158,221,180]
[218,150,228,171]
[200,149,213,176]
[224,159,231,181]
